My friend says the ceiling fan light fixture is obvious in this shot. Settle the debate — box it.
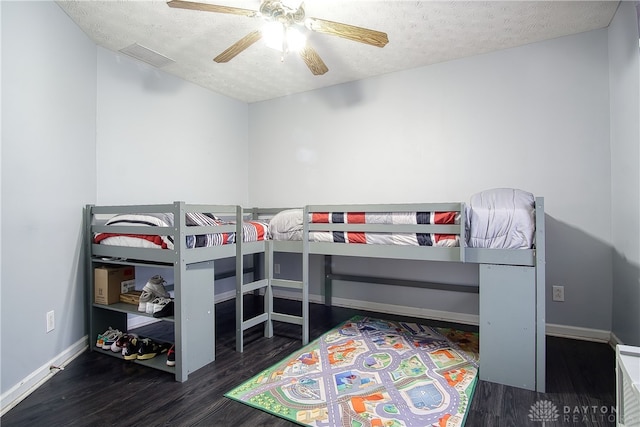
[262,22,306,53]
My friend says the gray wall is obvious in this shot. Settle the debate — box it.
[1,1,97,392]
[0,1,250,400]
[249,28,614,332]
[609,1,640,347]
[95,48,250,206]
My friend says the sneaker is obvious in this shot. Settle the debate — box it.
[145,298,156,314]
[153,300,174,318]
[144,297,171,315]
[122,336,141,360]
[137,338,168,360]
[138,290,153,312]
[101,329,123,350]
[166,345,175,367]
[152,297,172,314]
[142,275,170,298]
[111,333,137,353]
[96,327,115,348]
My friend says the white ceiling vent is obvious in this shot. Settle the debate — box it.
[119,43,175,68]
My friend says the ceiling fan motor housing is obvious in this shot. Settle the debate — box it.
[259,1,305,26]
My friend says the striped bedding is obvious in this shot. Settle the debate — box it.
[269,209,460,247]
[94,212,269,250]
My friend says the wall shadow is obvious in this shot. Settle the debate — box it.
[545,214,639,347]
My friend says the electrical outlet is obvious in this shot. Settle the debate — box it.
[46,310,55,333]
[274,263,280,274]
[552,285,565,302]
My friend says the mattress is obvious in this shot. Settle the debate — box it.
[94,212,269,250]
[269,209,460,247]
[465,188,535,249]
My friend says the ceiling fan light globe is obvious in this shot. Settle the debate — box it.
[287,27,307,52]
[262,21,285,50]
[263,22,306,53]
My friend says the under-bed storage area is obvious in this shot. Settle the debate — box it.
[85,202,268,382]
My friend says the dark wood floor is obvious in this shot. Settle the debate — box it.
[2,297,617,426]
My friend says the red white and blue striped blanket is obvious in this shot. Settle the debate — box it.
[269,209,459,247]
[94,212,268,250]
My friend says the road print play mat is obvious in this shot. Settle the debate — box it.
[226,316,479,427]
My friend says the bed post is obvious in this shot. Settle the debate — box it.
[264,240,274,339]
[324,255,332,306]
[535,197,546,393]
[84,205,94,347]
[235,205,246,353]
[459,202,467,262]
[302,206,310,345]
[174,202,188,381]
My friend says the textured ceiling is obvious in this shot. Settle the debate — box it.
[56,0,619,103]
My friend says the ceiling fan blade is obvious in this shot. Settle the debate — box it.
[299,45,328,75]
[306,17,388,48]
[214,30,262,63]
[167,0,257,17]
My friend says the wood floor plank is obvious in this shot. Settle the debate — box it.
[1,297,616,426]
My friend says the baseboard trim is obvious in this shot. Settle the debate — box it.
[0,336,88,417]
[329,296,481,326]
[608,332,623,349]
[270,289,614,342]
[545,323,612,343]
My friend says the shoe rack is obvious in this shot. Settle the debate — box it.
[88,258,216,381]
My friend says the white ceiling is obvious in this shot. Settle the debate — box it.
[56,0,619,103]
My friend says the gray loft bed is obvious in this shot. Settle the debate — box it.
[252,196,546,392]
[84,202,274,382]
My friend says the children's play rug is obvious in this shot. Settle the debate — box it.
[225,316,479,426]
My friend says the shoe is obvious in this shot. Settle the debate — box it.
[153,300,174,318]
[145,297,160,314]
[96,327,116,348]
[101,329,123,350]
[138,290,153,312]
[111,333,137,353]
[142,275,170,298]
[166,345,175,367]
[122,336,142,360]
[137,338,169,360]
[152,297,172,314]
[145,297,171,314]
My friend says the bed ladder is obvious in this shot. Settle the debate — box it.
[235,207,271,353]
[264,238,310,347]
[235,208,309,352]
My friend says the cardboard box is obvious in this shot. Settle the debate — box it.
[94,266,135,305]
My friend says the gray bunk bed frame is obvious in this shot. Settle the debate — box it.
[85,202,274,382]
[243,198,545,392]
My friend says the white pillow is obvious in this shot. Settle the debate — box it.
[269,209,304,240]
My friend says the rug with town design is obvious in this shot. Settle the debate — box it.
[226,316,479,426]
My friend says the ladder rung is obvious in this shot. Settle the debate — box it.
[271,312,303,325]
[240,279,269,293]
[242,312,269,330]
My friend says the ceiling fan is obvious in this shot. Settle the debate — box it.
[166,0,389,75]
